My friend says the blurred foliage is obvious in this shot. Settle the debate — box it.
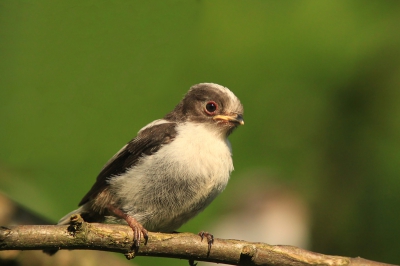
[1,1,400,265]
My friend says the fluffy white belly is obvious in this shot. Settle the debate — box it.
[109,122,234,232]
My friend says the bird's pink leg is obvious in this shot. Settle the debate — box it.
[108,205,148,248]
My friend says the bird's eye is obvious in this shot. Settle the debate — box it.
[205,101,218,115]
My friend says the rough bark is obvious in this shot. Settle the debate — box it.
[0,215,396,266]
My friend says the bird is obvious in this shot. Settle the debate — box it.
[53,83,244,253]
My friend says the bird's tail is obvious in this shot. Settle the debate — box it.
[57,206,86,225]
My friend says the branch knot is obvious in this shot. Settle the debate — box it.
[67,214,85,236]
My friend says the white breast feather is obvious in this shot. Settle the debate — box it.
[108,122,234,231]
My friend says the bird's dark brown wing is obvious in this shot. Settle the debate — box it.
[79,122,178,206]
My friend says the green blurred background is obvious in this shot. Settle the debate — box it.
[1,1,400,265]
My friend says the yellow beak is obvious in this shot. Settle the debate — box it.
[213,114,244,125]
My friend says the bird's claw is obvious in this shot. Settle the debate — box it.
[132,223,148,248]
[107,205,148,252]
[198,231,214,256]
[124,222,148,259]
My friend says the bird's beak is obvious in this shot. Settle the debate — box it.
[213,113,244,125]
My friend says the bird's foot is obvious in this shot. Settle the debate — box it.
[198,231,214,256]
[124,214,149,248]
[108,205,148,252]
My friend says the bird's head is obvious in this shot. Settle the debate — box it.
[165,83,244,136]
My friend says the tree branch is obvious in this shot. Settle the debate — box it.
[0,215,396,266]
